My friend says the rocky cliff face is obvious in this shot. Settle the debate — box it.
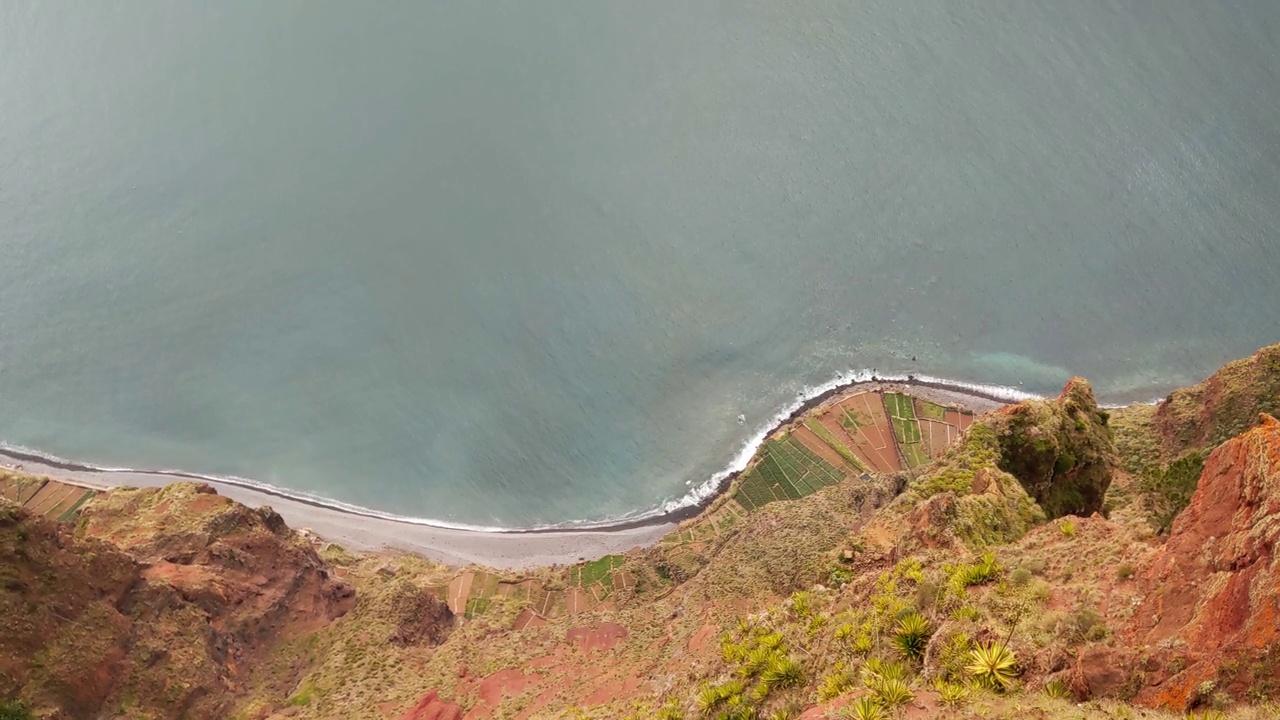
[991,377,1116,519]
[1127,414,1280,709]
[1154,343,1280,458]
[0,482,353,719]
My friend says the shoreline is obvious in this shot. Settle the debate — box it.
[0,373,1019,569]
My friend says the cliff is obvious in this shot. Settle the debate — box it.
[2,344,1279,720]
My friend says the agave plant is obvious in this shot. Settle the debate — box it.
[1043,678,1071,699]
[740,646,774,677]
[840,697,885,720]
[762,656,804,689]
[934,680,969,706]
[869,676,914,707]
[966,643,1018,691]
[892,613,932,660]
[862,657,907,684]
[655,699,685,720]
[818,670,857,701]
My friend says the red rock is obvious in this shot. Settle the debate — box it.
[1130,414,1280,708]
[397,690,463,720]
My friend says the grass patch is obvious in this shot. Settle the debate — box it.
[572,555,624,587]
[914,398,948,421]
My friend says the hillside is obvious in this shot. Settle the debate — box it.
[2,344,1279,720]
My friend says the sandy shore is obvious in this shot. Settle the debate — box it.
[0,456,674,570]
[1,378,1014,571]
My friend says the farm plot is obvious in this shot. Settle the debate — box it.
[831,393,902,472]
[732,434,849,511]
[0,475,46,504]
[883,393,929,468]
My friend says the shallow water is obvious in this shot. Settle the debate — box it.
[1,1,1278,525]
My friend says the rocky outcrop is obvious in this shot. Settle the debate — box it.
[386,581,454,647]
[1126,414,1280,709]
[1154,342,1280,458]
[991,377,1116,518]
[397,690,463,720]
[1,482,354,719]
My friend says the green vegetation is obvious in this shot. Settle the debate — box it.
[1140,450,1206,534]
[891,613,931,660]
[841,697,884,720]
[1044,678,1071,699]
[883,393,929,467]
[915,398,948,422]
[1059,519,1077,537]
[286,680,315,707]
[0,700,33,720]
[805,419,867,471]
[571,554,624,587]
[949,552,1001,589]
[967,643,1018,691]
[935,679,970,706]
[733,435,849,511]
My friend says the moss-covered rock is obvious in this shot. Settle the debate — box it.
[989,377,1116,519]
[1153,342,1280,457]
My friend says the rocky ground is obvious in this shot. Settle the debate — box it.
[1,344,1278,720]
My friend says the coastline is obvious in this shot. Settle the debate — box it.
[0,373,1020,570]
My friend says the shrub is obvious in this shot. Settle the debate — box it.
[1009,567,1033,586]
[696,680,744,715]
[829,567,854,588]
[818,668,858,701]
[0,701,33,720]
[1059,519,1077,537]
[934,680,969,706]
[1115,562,1135,581]
[840,697,884,720]
[1140,451,1205,534]
[966,643,1018,691]
[762,657,804,689]
[862,658,907,684]
[655,699,684,720]
[951,552,1001,588]
[892,613,932,661]
[869,676,914,707]
[1043,678,1071,699]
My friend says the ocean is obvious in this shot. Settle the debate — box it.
[1,1,1277,527]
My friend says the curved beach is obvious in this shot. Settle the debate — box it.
[1,376,1015,570]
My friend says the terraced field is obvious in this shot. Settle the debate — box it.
[3,386,979,633]
[0,473,97,523]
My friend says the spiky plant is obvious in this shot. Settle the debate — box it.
[1043,678,1071,699]
[862,658,907,684]
[966,643,1018,691]
[750,681,770,703]
[758,632,785,651]
[655,699,685,720]
[740,646,774,677]
[818,669,857,701]
[869,676,914,707]
[762,657,804,689]
[840,697,885,720]
[934,680,970,706]
[852,632,874,655]
[892,613,932,661]
[696,685,724,715]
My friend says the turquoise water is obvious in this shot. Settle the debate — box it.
[1,2,1277,526]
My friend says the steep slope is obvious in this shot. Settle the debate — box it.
[0,482,353,719]
[1127,414,1280,709]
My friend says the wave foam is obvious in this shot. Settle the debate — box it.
[1,371,1038,533]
